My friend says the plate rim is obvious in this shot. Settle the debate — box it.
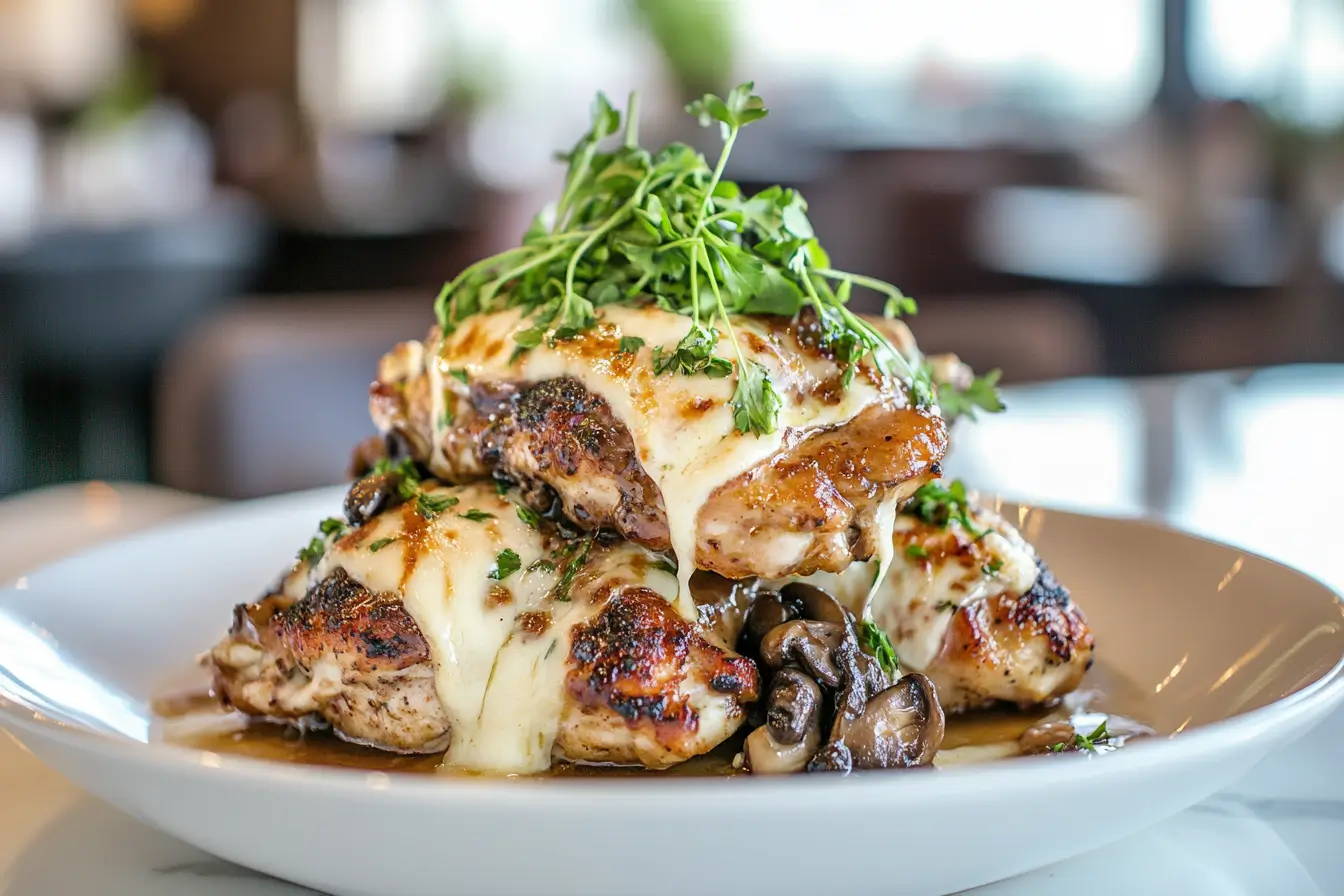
[3,491,1343,802]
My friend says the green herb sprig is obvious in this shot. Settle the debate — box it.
[938,369,1005,422]
[904,479,987,539]
[1050,720,1110,753]
[433,83,933,437]
[859,620,899,679]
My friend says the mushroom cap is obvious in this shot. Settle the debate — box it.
[744,712,821,774]
[765,667,823,746]
[758,620,848,687]
[739,589,798,658]
[780,582,849,628]
[843,673,946,769]
[344,472,405,526]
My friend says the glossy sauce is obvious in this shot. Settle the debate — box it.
[157,662,1152,778]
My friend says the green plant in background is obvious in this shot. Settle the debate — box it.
[631,0,736,99]
[76,57,157,133]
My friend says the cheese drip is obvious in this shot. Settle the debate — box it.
[313,482,677,774]
[432,306,898,618]
[796,502,1038,673]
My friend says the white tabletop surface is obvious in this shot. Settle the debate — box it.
[2,367,1342,895]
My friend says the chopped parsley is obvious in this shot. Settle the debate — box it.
[618,335,645,354]
[488,548,522,581]
[318,517,346,537]
[368,536,399,553]
[415,492,458,519]
[1050,720,1110,753]
[904,544,929,559]
[494,479,512,496]
[515,504,543,529]
[297,536,326,566]
[527,558,557,575]
[652,557,677,575]
[904,479,986,539]
[550,534,595,602]
[859,620,899,678]
[449,368,469,384]
[938,369,1005,423]
[432,83,934,436]
[458,509,495,523]
[982,557,1004,576]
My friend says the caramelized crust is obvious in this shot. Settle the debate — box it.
[372,355,947,579]
[566,587,759,762]
[931,560,1094,711]
[211,568,760,766]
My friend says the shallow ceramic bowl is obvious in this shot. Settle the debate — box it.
[1,488,1342,896]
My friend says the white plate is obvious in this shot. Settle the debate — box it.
[1,487,1342,896]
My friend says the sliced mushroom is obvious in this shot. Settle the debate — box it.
[1019,720,1077,755]
[825,645,871,746]
[765,667,823,746]
[744,712,822,774]
[781,582,849,628]
[758,620,846,687]
[855,651,894,696]
[806,741,853,774]
[843,673,946,769]
[344,473,406,526]
[739,589,797,658]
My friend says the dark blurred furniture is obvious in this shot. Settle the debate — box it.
[0,193,266,492]
[155,291,431,498]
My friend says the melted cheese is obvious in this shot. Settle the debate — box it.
[310,482,677,774]
[795,502,1039,672]
[430,306,901,618]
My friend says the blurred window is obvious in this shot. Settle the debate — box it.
[1193,0,1344,129]
[738,0,1162,125]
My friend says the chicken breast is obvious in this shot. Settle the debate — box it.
[210,482,759,772]
[794,495,1093,712]
[368,305,947,583]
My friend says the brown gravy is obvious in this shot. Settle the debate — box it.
[157,663,1153,778]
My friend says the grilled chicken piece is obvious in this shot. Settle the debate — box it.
[210,482,759,771]
[797,497,1093,712]
[368,305,947,581]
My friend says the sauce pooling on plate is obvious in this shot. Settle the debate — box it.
[157,662,1152,777]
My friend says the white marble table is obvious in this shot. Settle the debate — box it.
[2,366,1343,895]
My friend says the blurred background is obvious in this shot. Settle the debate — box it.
[2,0,1343,501]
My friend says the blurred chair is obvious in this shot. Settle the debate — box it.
[909,292,1104,383]
[155,292,431,498]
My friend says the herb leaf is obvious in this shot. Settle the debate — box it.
[1051,721,1110,753]
[905,544,929,559]
[938,369,1005,423]
[488,548,522,581]
[516,504,543,529]
[904,479,986,538]
[415,492,458,519]
[368,536,399,553]
[432,82,929,430]
[859,620,899,678]
[618,335,645,354]
[297,536,326,566]
[458,509,495,523]
[550,534,595,602]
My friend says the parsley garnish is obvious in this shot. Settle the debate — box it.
[1050,720,1110,753]
[368,536,399,553]
[415,492,457,519]
[904,479,987,538]
[458,509,495,523]
[938,369,1005,423]
[516,504,543,529]
[449,368,469,385]
[652,557,677,575]
[858,620,899,678]
[297,536,325,566]
[432,83,928,436]
[904,544,929,559]
[494,479,511,496]
[618,335,645,354]
[488,548,522,581]
[298,518,347,565]
[550,534,595,602]
[528,559,557,575]
[982,557,1004,576]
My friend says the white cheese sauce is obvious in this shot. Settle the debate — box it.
[431,306,899,619]
[794,502,1039,673]
[308,482,676,775]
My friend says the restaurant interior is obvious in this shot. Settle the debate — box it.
[2,0,1342,503]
